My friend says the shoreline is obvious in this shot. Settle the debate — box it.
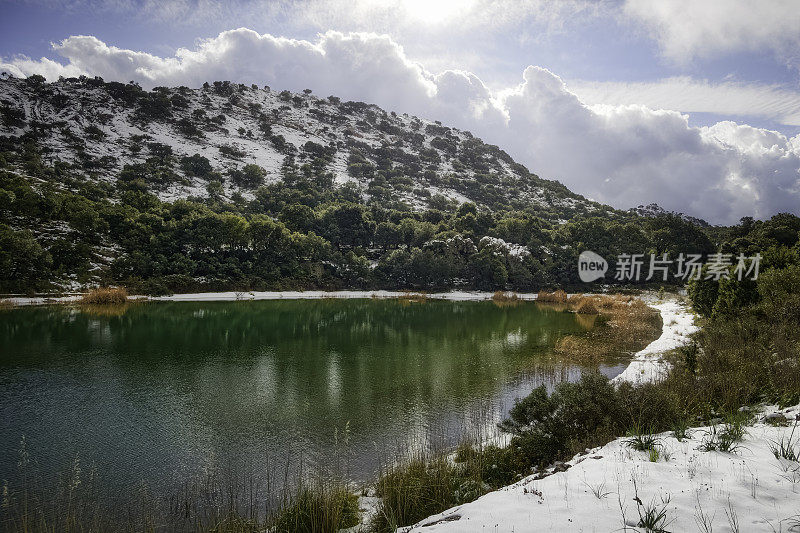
[4,290,695,386]
[397,300,798,532]
[402,402,800,532]
[2,290,537,307]
[389,295,701,532]
[611,295,698,385]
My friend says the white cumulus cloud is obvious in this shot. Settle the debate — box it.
[624,0,800,68]
[2,29,799,224]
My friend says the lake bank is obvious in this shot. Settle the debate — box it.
[401,402,800,532]
[3,289,536,306]
[364,294,695,531]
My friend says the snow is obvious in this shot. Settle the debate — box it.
[395,298,800,533]
[3,290,538,306]
[612,297,698,385]
[1,77,599,214]
[147,290,540,302]
[479,236,531,259]
[402,406,800,532]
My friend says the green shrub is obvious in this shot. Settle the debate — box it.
[371,457,459,532]
[625,427,660,452]
[687,273,719,317]
[271,486,360,533]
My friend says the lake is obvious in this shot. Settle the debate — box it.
[0,298,627,502]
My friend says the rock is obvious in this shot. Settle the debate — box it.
[764,412,788,425]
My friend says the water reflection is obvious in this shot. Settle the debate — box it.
[0,299,626,499]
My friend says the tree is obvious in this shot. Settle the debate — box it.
[279,204,317,233]
[0,224,52,293]
[320,203,375,248]
[230,164,266,189]
[470,248,508,290]
[180,154,213,178]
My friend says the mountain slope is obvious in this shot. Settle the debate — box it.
[1,75,606,217]
[1,75,713,294]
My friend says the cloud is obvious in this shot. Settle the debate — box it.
[1,29,799,224]
[569,77,800,127]
[624,0,800,68]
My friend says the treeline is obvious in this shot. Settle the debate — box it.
[0,77,798,295]
[688,213,800,320]
[0,139,719,295]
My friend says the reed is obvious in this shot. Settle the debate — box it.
[80,287,129,305]
[1,448,361,533]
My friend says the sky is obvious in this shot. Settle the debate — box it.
[1,0,800,224]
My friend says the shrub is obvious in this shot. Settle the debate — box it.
[500,374,622,465]
[271,485,360,533]
[575,298,599,314]
[625,426,661,451]
[687,274,719,317]
[219,144,246,159]
[537,290,567,303]
[229,163,266,189]
[180,154,213,178]
[80,287,128,305]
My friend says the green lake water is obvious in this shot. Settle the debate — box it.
[0,299,627,500]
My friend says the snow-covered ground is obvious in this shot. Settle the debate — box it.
[398,298,800,532]
[149,290,538,302]
[3,290,538,306]
[402,406,800,532]
[611,297,699,385]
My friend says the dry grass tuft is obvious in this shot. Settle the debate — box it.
[492,291,519,302]
[492,291,521,307]
[537,290,568,303]
[80,287,128,305]
[574,298,599,315]
[553,294,662,362]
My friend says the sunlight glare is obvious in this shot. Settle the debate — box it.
[401,0,474,24]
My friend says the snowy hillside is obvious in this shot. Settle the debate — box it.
[0,75,604,216]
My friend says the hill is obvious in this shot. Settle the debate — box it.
[0,75,714,294]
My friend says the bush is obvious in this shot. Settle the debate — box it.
[575,297,599,314]
[271,485,359,533]
[180,154,213,178]
[500,374,622,465]
[80,287,128,305]
[229,163,266,189]
[687,274,719,317]
[537,290,567,303]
